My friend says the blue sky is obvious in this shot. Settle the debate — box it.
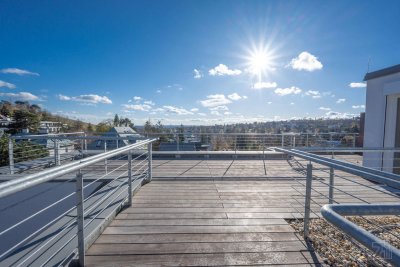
[1,0,399,125]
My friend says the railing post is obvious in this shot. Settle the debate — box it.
[116,137,119,149]
[234,135,237,152]
[176,135,180,151]
[104,140,108,174]
[8,138,14,174]
[84,133,87,152]
[329,167,334,204]
[293,135,296,148]
[306,133,309,147]
[281,134,284,147]
[128,150,132,206]
[76,170,85,267]
[304,163,313,238]
[353,133,356,147]
[54,140,60,166]
[147,143,152,182]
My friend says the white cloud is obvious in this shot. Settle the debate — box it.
[163,105,193,115]
[336,98,346,104]
[211,110,221,116]
[122,104,152,111]
[305,90,321,99]
[144,100,155,106]
[224,111,232,115]
[349,82,366,88]
[193,69,203,79]
[133,96,142,101]
[210,105,229,111]
[156,90,161,93]
[352,105,365,109]
[227,93,242,101]
[319,107,331,111]
[325,111,358,119]
[243,96,248,99]
[290,102,295,105]
[190,108,199,112]
[198,112,206,116]
[200,94,232,107]
[274,86,302,96]
[288,52,323,71]
[0,68,39,76]
[252,82,277,89]
[209,64,242,76]
[58,94,71,101]
[58,94,112,104]
[267,101,272,104]
[0,80,16,89]
[0,92,39,101]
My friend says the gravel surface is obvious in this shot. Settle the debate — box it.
[289,216,400,266]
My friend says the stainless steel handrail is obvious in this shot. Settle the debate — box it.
[274,147,400,190]
[0,138,157,198]
[321,204,400,266]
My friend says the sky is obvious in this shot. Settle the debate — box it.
[0,0,400,125]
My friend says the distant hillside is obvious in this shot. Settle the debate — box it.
[0,100,94,133]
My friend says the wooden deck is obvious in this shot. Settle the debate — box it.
[85,158,400,266]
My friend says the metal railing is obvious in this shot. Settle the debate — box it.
[3,132,360,175]
[144,132,359,151]
[276,147,400,266]
[0,138,157,267]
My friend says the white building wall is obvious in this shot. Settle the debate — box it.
[363,72,400,171]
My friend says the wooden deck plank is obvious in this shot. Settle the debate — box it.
[85,252,314,266]
[87,241,307,255]
[103,225,294,234]
[110,218,287,226]
[94,232,300,243]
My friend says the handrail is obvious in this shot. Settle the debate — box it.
[11,131,85,139]
[321,204,400,265]
[0,138,157,199]
[291,149,400,182]
[273,147,400,190]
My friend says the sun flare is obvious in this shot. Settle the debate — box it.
[243,42,278,82]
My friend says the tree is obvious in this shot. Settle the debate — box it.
[8,109,40,134]
[96,122,112,133]
[113,114,120,126]
[0,101,13,117]
[178,124,184,143]
[87,123,94,132]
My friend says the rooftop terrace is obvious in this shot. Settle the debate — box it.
[1,136,400,266]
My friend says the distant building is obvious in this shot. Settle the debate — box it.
[363,64,400,173]
[89,127,143,150]
[0,115,14,135]
[38,121,63,134]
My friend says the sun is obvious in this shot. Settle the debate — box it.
[249,50,271,74]
[243,41,278,82]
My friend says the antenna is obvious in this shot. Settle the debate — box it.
[367,57,371,73]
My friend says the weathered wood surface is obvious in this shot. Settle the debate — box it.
[85,158,399,266]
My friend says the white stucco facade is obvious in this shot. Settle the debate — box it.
[363,67,400,172]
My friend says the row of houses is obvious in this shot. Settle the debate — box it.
[0,115,64,135]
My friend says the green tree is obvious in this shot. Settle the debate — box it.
[0,135,9,166]
[0,101,13,117]
[96,122,112,133]
[87,123,94,132]
[113,114,120,126]
[8,109,40,134]
[178,124,184,143]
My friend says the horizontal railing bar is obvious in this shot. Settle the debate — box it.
[0,139,157,199]
[275,147,400,190]
[321,204,400,265]
[292,149,400,182]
